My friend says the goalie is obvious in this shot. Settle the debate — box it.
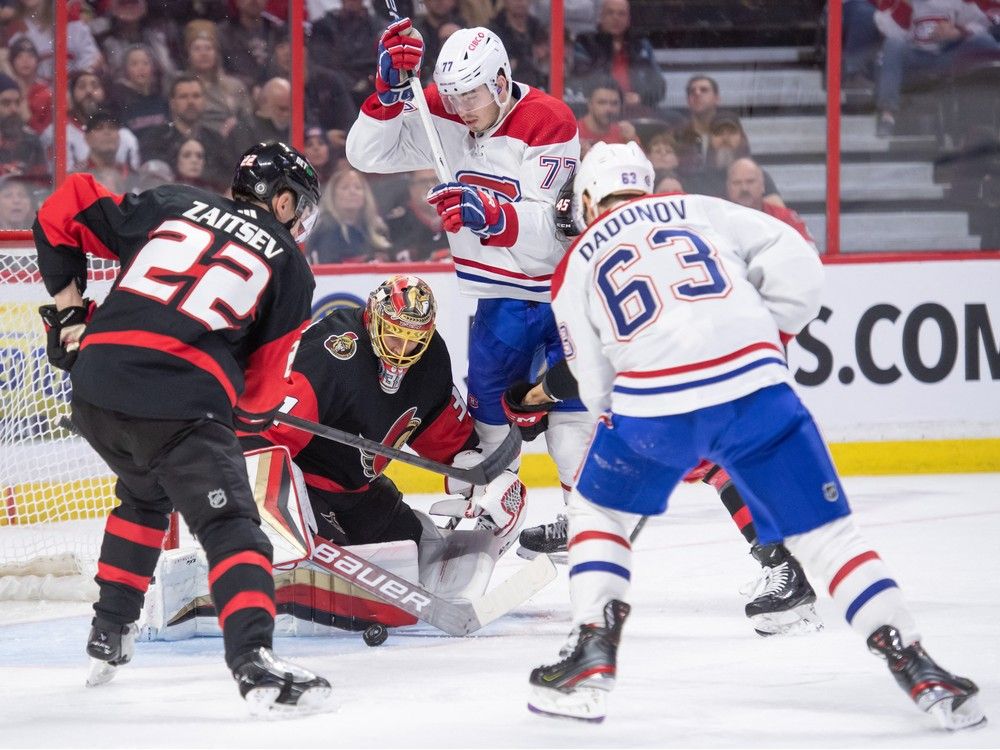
[144,275,527,639]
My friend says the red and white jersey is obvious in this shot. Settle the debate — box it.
[346,83,579,302]
[551,193,824,417]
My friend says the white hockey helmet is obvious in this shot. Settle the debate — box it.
[434,27,512,115]
[574,141,654,219]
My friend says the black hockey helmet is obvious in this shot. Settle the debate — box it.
[231,141,320,223]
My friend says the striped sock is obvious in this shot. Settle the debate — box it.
[566,489,634,627]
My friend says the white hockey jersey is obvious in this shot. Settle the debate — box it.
[346,84,579,302]
[551,193,824,417]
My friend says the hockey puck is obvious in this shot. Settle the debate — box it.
[363,623,388,647]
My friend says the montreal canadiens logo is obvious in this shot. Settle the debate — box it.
[324,331,358,360]
[361,407,422,478]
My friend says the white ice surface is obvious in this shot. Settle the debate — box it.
[1,474,998,748]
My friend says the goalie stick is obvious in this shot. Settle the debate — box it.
[274,412,521,485]
[308,533,556,636]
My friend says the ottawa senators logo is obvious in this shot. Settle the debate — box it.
[361,407,421,478]
[324,331,358,360]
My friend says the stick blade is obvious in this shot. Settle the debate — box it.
[467,554,557,631]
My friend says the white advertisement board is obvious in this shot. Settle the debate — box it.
[313,259,1000,445]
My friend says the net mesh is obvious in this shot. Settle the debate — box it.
[0,248,118,583]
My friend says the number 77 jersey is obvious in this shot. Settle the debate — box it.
[33,173,315,423]
[550,193,825,418]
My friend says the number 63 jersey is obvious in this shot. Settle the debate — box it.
[33,173,315,423]
[550,193,824,418]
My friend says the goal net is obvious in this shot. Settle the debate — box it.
[0,247,118,599]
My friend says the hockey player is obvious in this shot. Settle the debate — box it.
[241,274,526,555]
[504,359,820,637]
[34,142,332,716]
[526,142,985,730]
[345,21,592,522]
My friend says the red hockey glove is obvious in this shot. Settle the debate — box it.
[375,18,424,107]
[38,299,96,371]
[426,182,505,238]
[501,381,552,442]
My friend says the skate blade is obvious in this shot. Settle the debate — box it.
[527,685,606,723]
[516,546,568,565]
[750,603,823,637]
[245,685,335,719]
[927,694,987,731]
[86,658,119,688]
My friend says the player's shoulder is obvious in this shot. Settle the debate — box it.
[495,85,578,147]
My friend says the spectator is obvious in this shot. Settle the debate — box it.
[644,129,680,174]
[683,113,783,205]
[530,0,597,37]
[655,173,683,193]
[2,0,103,78]
[873,0,1000,136]
[262,39,357,153]
[108,44,170,144]
[414,0,465,83]
[230,76,290,154]
[137,74,232,191]
[0,174,34,227]
[306,168,391,264]
[303,125,335,183]
[219,0,286,90]
[40,70,141,173]
[0,75,45,181]
[673,75,722,172]
[490,0,546,86]
[460,0,499,27]
[171,136,213,190]
[726,157,815,245]
[384,169,448,261]
[574,0,665,114]
[183,19,252,138]
[577,75,637,156]
[71,109,136,193]
[96,0,176,84]
[133,157,172,192]
[309,0,380,107]
[842,0,882,88]
[6,35,50,133]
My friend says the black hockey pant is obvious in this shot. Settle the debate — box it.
[72,397,275,668]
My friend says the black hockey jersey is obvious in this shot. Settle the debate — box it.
[34,173,315,422]
[248,306,476,493]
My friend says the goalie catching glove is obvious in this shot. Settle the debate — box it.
[375,18,424,107]
[38,299,96,371]
[444,450,527,540]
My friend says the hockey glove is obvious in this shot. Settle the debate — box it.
[426,182,505,238]
[375,18,424,107]
[232,405,280,434]
[501,381,552,441]
[553,171,583,240]
[463,469,527,540]
[38,299,96,371]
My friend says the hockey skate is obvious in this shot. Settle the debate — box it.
[232,647,333,718]
[527,600,630,723]
[85,617,137,687]
[867,625,986,731]
[517,514,568,561]
[743,543,822,637]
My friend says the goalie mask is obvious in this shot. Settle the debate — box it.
[365,275,437,394]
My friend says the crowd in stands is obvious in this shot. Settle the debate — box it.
[0,0,997,256]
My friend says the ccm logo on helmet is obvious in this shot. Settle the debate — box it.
[468,31,487,51]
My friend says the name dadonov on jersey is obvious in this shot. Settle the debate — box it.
[575,198,688,261]
[182,200,285,258]
[311,541,432,612]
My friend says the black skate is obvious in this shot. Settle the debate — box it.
[744,543,822,637]
[85,617,137,687]
[517,514,568,560]
[527,600,630,723]
[867,625,986,730]
[232,647,333,718]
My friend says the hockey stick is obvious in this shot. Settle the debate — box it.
[274,412,521,485]
[629,516,648,543]
[384,0,452,182]
[308,533,556,636]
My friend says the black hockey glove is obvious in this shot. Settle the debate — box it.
[233,405,281,434]
[38,299,96,371]
[553,171,583,240]
[501,381,552,442]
